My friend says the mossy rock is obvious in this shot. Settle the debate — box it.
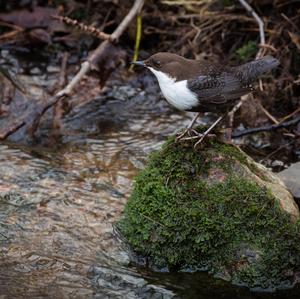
[118,136,300,290]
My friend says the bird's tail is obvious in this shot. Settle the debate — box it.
[234,55,279,84]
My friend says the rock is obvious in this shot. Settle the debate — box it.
[90,266,176,298]
[118,136,300,290]
[278,162,300,199]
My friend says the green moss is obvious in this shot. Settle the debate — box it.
[118,138,300,289]
[236,41,258,62]
[222,0,235,7]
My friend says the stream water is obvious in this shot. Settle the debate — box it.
[0,52,300,298]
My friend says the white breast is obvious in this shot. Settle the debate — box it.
[148,67,198,111]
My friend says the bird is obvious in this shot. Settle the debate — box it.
[132,52,279,147]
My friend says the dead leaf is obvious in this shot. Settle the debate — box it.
[90,42,126,87]
[288,31,300,51]
[0,6,59,29]
[28,28,52,45]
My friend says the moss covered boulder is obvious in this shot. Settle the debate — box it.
[118,137,300,290]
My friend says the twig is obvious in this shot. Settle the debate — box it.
[52,52,70,135]
[0,21,24,42]
[259,43,277,53]
[261,140,295,162]
[56,61,90,97]
[0,21,23,31]
[110,0,145,41]
[260,106,279,124]
[238,0,265,46]
[0,122,25,139]
[232,115,300,138]
[228,94,251,128]
[0,29,22,41]
[229,0,267,131]
[280,107,300,123]
[51,15,112,41]
[281,13,298,31]
[260,104,296,138]
[59,52,69,88]
[141,213,166,228]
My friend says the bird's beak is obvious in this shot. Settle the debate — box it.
[131,60,146,67]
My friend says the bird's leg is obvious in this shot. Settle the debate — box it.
[194,115,224,149]
[176,112,201,142]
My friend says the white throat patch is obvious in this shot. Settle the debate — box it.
[148,67,198,111]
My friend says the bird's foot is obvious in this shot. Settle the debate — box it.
[177,129,216,148]
[175,128,194,142]
[176,115,224,148]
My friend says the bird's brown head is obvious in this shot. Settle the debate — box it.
[132,52,195,81]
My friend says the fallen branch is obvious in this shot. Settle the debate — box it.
[232,115,300,138]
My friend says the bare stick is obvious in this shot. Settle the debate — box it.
[59,52,69,88]
[228,95,249,128]
[51,15,112,41]
[194,115,224,148]
[232,115,300,138]
[229,0,267,131]
[238,0,265,47]
[110,0,144,41]
[0,122,25,139]
[56,61,91,97]
[52,52,70,135]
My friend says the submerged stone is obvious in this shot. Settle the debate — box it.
[118,136,300,290]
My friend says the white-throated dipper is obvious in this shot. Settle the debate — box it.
[132,52,279,146]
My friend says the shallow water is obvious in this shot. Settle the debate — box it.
[0,57,300,298]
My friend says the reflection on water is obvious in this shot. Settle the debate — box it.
[0,76,300,298]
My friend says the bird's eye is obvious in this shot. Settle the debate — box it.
[155,60,161,67]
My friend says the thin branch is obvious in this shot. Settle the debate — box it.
[56,61,91,97]
[280,107,300,123]
[110,0,144,41]
[261,140,295,162]
[260,105,279,124]
[51,15,112,41]
[0,122,25,140]
[59,52,69,88]
[228,94,250,128]
[238,0,265,46]
[232,115,300,138]
[229,0,267,131]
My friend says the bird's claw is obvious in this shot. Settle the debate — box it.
[176,128,216,148]
[175,128,191,142]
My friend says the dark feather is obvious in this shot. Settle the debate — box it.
[187,56,279,112]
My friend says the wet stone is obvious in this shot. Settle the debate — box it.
[279,162,300,199]
[90,266,176,299]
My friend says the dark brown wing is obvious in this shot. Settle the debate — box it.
[187,72,253,112]
[187,55,279,112]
